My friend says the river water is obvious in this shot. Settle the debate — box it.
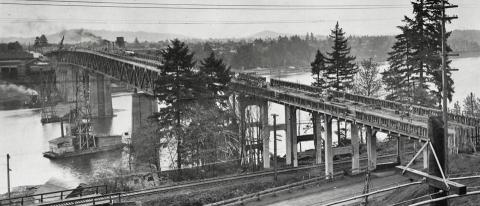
[1,56,479,193]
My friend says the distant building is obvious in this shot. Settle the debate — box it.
[0,51,34,76]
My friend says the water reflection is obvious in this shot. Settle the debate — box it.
[0,94,132,193]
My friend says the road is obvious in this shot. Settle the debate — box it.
[246,169,414,206]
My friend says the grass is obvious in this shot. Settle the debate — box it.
[139,169,316,206]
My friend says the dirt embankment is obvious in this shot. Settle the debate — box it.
[371,153,480,205]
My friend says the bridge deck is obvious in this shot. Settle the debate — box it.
[267,84,429,129]
[76,49,160,72]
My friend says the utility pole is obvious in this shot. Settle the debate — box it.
[7,154,11,202]
[440,0,458,177]
[272,114,278,182]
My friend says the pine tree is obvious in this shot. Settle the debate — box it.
[385,0,455,107]
[325,22,357,91]
[384,25,414,102]
[154,39,197,170]
[404,0,429,89]
[424,0,455,107]
[199,52,232,105]
[310,50,328,89]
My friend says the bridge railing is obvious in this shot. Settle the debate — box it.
[268,77,480,127]
[37,193,122,206]
[92,50,161,68]
[232,81,428,139]
[270,78,323,95]
[133,52,162,62]
[235,73,267,87]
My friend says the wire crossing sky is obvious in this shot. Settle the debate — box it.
[0,0,478,39]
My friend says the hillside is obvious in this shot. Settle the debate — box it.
[0,29,193,44]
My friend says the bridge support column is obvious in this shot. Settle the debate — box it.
[313,113,323,165]
[89,74,113,117]
[366,127,377,170]
[260,100,270,169]
[236,94,247,165]
[132,93,157,142]
[423,144,429,169]
[285,105,297,167]
[397,136,405,165]
[351,122,360,175]
[56,64,76,102]
[325,115,333,178]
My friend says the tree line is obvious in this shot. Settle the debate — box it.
[308,0,457,110]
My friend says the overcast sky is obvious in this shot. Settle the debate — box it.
[0,0,479,39]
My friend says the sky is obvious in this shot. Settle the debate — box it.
[0,0,479,39]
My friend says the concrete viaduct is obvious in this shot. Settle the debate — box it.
[45,49,480,178]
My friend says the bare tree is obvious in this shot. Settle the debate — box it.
[353,58,382,97]
[462,92,480,117]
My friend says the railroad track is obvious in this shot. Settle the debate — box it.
[123,153,402,199]
[36,153,404,206]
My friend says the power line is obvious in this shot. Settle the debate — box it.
[15,0,412,7]
[0,1,411,10]
[0,17,400,25]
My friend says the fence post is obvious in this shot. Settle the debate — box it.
[40,194,43,203]
[60,191,63,200]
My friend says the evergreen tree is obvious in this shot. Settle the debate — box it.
[39,34,48,45]
[154,39,197,170]
[199,52,232,105]
[134,37,140,45]
[384,25,414,102]
[385,0,455,107]
[310,50,328,89]
[325,22,357,91]
[424,0,455,107]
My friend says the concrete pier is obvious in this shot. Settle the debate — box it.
[351,123,360,174]
[260,100,270,169]
[285,105,298,167]
[366,127,377,170]
[423,144,429,169]
[89,73,113,117]
[397,135,405,164]
[132,93,158,140]
[313,113,323,164]
[324,115,333,178]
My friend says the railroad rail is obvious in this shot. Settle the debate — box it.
[17,154,401,206]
